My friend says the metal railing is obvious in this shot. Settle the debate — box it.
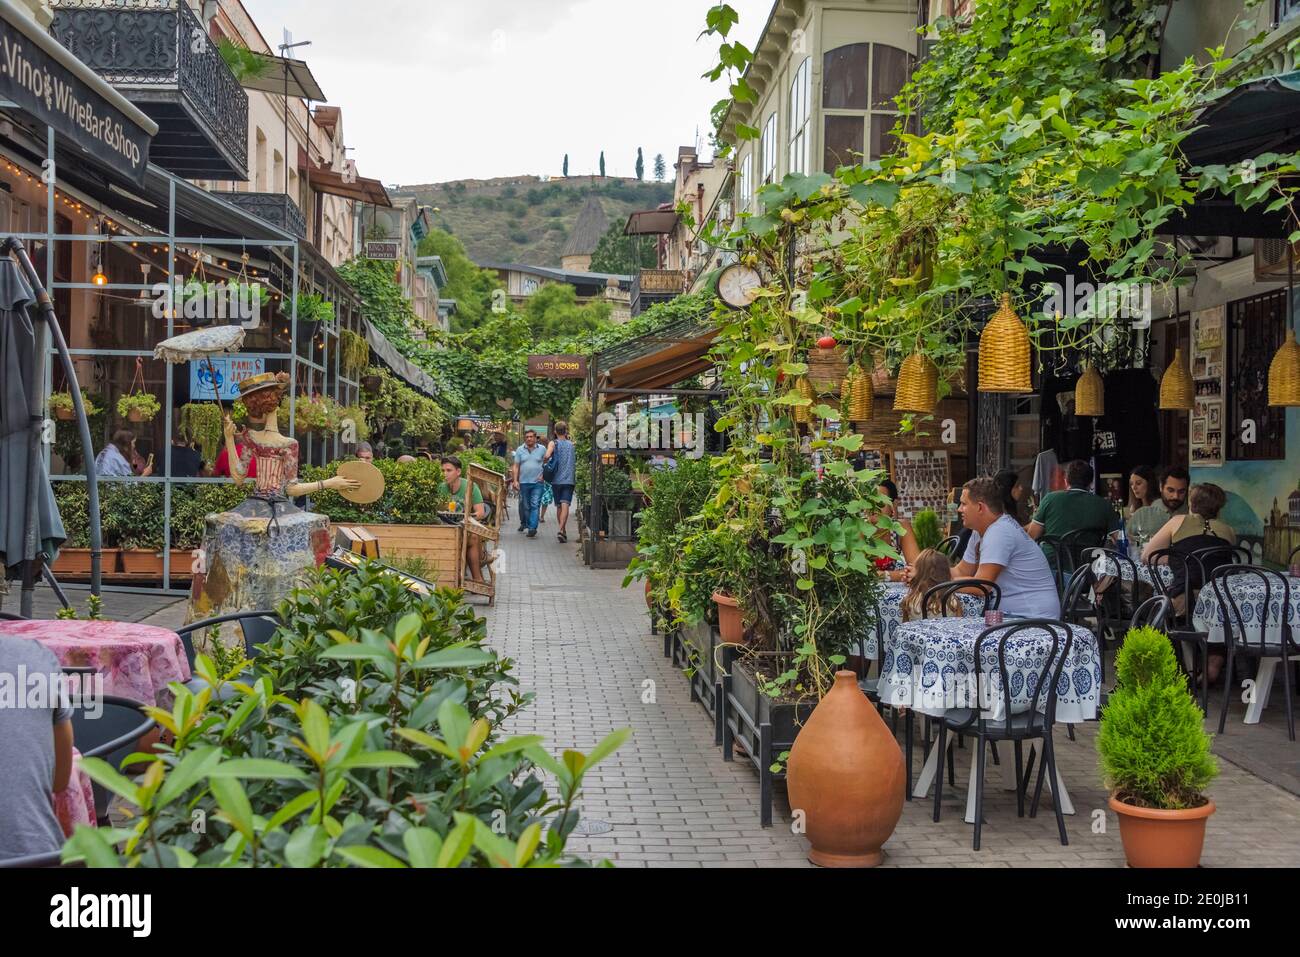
[222,191,308,239]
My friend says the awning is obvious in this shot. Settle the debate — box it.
[594,312,718,401]
[625,209,678,235]
[239,54,328,102]
[364,322,441,399]
[309,165,392,206]
[1183,71,1300,167]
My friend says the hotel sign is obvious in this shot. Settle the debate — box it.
[527,354,587,379]
[365,241,400,261]
[0,13,152,183]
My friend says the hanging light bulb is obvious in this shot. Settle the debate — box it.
[1159,283,1194,411]
[1269,244,1300,407]
[91,249,107,286]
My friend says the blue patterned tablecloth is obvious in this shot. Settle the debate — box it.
[858,582,985,660]
[879,617,1100,723]
[1090,554,1172,588]
[1193,574,1300,645]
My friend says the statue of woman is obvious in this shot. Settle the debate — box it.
[189,372,358,628]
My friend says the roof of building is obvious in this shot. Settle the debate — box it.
[561,194,610,258]
[478,260,631,289]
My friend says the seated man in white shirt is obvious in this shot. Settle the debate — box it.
[954,476,1061,619]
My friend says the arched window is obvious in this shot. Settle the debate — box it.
[822,43,915,172]
[759,113,778,186]
[737,152,753,213]
[788,58,811,175]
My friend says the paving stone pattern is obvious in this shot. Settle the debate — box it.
[483,531,1300,867]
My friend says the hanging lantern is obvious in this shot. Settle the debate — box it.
[978,292,1033,393]
[794,377,814,425]
[1074,363,1105,417]
[846,363,874,423]
[1158,347,1194,411]
[1269,246,1300,406]
[1269,330,1300,406]
[894,350,939,414]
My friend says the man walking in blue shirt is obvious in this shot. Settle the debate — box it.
[512,430,548,538]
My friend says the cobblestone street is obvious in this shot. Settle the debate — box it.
[482,530,1300,868]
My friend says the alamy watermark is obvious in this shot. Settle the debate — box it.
[1040,276,1152,328]
[150,278,262,329]
[594,407,706,459]
[0,666,102,718]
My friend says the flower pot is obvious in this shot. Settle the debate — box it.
[127,409,147,423]
[787,670,905,867]
[120,549,164,576]
[52,548,120,577]
[713,592,744,644]
[644,579,653,607]
[361,375,382,395]
[55,407,75,421]
[1109,796,1215,868]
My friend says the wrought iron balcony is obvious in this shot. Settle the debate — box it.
[631,268,686,316]
[220,191,307,239]
[50,0,249,180]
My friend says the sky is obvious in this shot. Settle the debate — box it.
[244,0,773,186]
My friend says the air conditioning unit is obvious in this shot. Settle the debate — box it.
[1254,238,1300,281]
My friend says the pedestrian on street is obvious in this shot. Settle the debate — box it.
[511,429,547,538]
[544,420,577,543]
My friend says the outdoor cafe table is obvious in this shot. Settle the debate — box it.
[1091,554,1173,588]
[1192,573,1300,725]
[860,581,985,659]
[879,616,1100,824]
[0,619,190,706]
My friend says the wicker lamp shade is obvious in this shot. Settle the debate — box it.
[894,351,939,414]
[978,293,1033,393]
[808,346,849,394]
[794,377,814,424]
[1074,363,1105,417]
[1269,330,1300,406]
[845,364,874,423]
[1158,347,1194,411]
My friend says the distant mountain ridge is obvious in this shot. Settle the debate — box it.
[392,175,673,269]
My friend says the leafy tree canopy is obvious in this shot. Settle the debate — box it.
[416,228,503,333]
[589,220,658,275]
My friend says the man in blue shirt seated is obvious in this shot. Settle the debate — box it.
[955,476,1061,619]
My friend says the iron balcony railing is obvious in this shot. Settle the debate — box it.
[50,0,249,180]
[631,268,686,316]
[221,191,308,239]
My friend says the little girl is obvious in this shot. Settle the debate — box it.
[902,549,962,621]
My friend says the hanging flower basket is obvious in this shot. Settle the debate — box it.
[978,293,1033,394]
[117,391,161,424]
[894,351,939,414]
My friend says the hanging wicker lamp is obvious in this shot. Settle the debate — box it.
[846,363,874,423]
[794,376,814,425]
[978,292,1033,393]
[894,349,939,414]
[1158,347,1194,411]
[1269,330,1300,406]
[1074,363,1105,417]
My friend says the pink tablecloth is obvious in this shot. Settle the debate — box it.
[0,619,190,705]
[54,748,96,837]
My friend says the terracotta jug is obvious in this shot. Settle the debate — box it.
[787,670,905,867]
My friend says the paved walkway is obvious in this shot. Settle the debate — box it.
[482,528,1300,867]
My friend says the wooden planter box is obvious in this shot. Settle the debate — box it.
[50,548,120,579]
[720,645,817,827]
[120,549,165,577]
[328,523,463,589]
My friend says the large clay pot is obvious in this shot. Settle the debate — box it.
[644,579,653,608]
[787,670,905,867]
[713,592,744,644]
[1109,796,1215,868]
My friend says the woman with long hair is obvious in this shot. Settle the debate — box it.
[1127,465,1158,515]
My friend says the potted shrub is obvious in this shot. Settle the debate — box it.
[49,389,99,422]
[911,507,942,552]
[106,483,165,577]
[117,391,161,424]
[1098,625,1218,867]
[178,402,224,464]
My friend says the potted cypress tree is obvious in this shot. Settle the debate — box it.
[1098,625,1218,867]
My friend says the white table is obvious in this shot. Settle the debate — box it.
[1193,573,1300,724]
[880,617,1100,823]
[858,581,985,660]
[1090,553,1173,589]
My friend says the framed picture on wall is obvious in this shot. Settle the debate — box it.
[891,448,950,520]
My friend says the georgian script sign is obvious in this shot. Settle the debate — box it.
[527,354,587,379]
[365,241,400,261]
[0,14,152,183]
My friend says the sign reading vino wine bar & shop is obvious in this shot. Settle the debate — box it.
[527,355,587,379]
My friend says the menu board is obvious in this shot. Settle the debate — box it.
[1190,305,1224,467]
[891,449,950,520]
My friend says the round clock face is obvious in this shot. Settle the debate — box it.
[718,264,762,308]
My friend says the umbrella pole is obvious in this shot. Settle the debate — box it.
[4,237,102,601]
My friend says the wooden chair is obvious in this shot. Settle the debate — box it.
[461,464,507,605]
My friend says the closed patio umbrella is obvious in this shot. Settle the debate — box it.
[0,257,65,591]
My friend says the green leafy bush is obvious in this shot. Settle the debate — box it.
[1097,626,1218,810]
[624,456,716,610]
[169,483,249,551]
[116,391,162,423]
[303,458,503,526]
[63,562,628,868]
[911,508,941,552]
[101,482,165,550]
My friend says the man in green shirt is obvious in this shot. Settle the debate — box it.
[438,456,487,583]
[1127,464,1189,550]
[1027,460,1122,562]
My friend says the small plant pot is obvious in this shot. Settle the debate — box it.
[644,579,653,608]
[127,409,147,423]
[361,375,382,395]
[1109,796,1215,868]
[713,592,744,644]
[55,407,75,421]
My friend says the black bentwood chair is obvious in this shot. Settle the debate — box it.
[922,579,1001,618]
[1130,595,1172,632]
[1211,566,1300,740]
[1148,548,1215,712]
[0,849,67,868]
[932,619,1073,851]
[175,610,280,694]
[68,694,156,822]
[936,536,963,561]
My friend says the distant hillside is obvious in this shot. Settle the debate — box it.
[392,175,674,269]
